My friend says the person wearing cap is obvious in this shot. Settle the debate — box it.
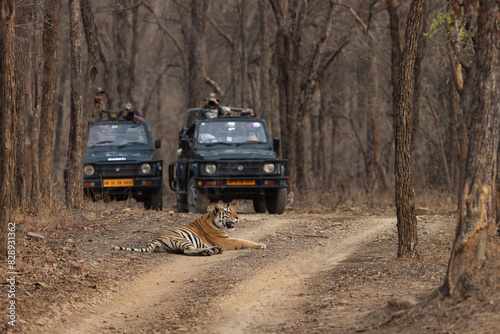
[119,102,145,121]
[241,109,256,117]
[92,87,106,121]
[198,92,224,118]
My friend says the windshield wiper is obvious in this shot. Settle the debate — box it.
[89,140,113,148]
[118,141,144,148]
[205,142,234,147]
[235,141,264,146]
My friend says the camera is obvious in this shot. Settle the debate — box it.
[207,100,216,108]
[126,111,135,121]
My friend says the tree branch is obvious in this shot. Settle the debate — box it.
[141,0,188,68]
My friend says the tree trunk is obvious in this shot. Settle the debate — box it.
[371,113,390,193]
[394,0,425,259]
[258,0,272,132]
[410,1,427,153]
[187,0,210,107]
[30,0,42,209]
[81,0,99,138]
[39,0,61,201]
[126,4,138,103]
[113,7,129,103]
[426,90,452,194]
[0,0,15,259]
[239,1,247,106]
[13,0,30,209]
[448,80,460,191]
[65,0,85,209]
[274,32,292,187]
[442,0,500,297]
[387,0,401,119]
[52,59,69,174]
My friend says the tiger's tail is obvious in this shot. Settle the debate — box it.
[112,243,156,252]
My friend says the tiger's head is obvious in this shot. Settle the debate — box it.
[212,203,238,231]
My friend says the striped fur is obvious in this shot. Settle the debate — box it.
[112,203,266,256]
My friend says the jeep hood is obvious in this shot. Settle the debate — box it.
[85,149,154,163]
[192,148,276,160]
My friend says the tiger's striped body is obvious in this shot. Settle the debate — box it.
[112,204,266,256]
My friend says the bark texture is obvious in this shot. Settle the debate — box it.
[442,0,500,297]
[394,0,425,259]
[39,0,61,201]
[65,0,85,208]
[0,0,15,258]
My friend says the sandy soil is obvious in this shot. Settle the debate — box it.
[2,201,499,333]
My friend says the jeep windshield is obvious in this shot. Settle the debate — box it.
[196,119,268,145]
[87,123,149,147]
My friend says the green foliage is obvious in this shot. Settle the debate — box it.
[423,12,471,42]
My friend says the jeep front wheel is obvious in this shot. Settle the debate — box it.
[265,188,287,214]
[187,178,209,213]
[253,197,267,213]
[145,186,163,211]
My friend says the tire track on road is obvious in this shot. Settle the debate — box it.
[207,217,395,334]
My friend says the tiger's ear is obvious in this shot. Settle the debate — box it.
[214,204,222,212]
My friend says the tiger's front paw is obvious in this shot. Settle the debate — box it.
[213,246,224,254]
[201,249,215,256]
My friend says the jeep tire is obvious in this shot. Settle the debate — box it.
[187,178,210,213]
[265,188,287,214]
[253,197,267,213]
[176,192,188,213]
[145,186,163,211]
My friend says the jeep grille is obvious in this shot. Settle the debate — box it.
[218,163,261,176]
[95,164,138,177]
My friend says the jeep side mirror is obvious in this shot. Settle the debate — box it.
[273,137,280,154]
[155,139,161,149]
[179,136,190,151]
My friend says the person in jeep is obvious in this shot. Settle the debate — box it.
[198,93,224,118]
[119,103,145,121]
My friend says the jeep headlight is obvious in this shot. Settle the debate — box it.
[205,163,217,174]
[140,163,152,174]
[263,163,275,173]
[84,165,95,176]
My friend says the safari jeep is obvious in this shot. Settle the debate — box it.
[168,107,287,214]
[83,118,163,210]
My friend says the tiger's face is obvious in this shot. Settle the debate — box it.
[212,204,238,231]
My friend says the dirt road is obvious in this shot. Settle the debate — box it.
[11,204,464,333]
[48,209,412,333]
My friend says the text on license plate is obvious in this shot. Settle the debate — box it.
[103,179,133,187]
[227,180,255,186]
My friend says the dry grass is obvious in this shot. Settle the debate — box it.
[295,181,456,214]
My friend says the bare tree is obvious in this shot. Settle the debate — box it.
[270,1,347,191]
[442,0,500,297]
[13,0,30,208]
[188,0,211,107]
[81,0,99,136]
[30,0,42,208]
[0,0,15,258]
[258,0,273,132]
[393,0,425,259]
[65,0,86,208]
[39,0,61,201]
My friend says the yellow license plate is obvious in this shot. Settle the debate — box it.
[103,179,133,187]
[227,180,255,186]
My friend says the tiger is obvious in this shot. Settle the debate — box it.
[112,203,266,256]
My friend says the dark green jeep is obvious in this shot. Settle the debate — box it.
[168,108,287,214]
[83,119,163,210]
